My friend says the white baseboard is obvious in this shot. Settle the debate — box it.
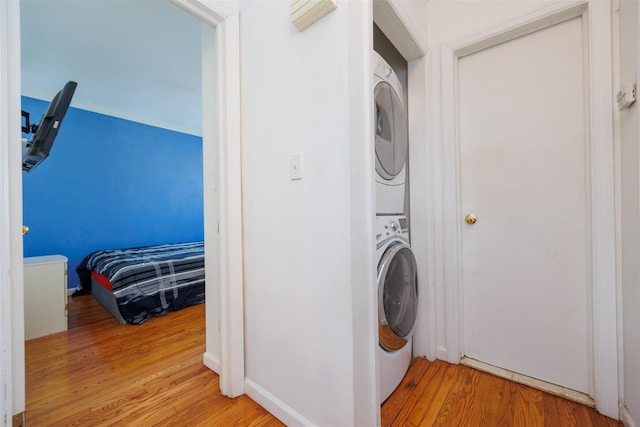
[245,378,317,427]
[202,352,220,375]
[621,402,637,427]
[436,346,448,362]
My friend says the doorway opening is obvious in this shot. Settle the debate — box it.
[9,0,244,420]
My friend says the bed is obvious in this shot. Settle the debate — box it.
[75,241,205,324]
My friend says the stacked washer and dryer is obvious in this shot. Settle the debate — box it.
[373,51,419,403]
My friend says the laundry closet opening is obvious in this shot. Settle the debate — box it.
[372,22,420,404]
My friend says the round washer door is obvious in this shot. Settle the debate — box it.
[374,81,407,181]
[378,241,418,351]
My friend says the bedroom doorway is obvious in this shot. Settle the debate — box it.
[21,1,207,329]
[6,0,243,419]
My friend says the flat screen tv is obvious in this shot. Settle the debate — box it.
[22,80,77,172]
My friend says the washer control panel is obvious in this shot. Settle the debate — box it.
[385,220,399,234]
[376,216,410,243]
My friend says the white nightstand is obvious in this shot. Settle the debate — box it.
[24,255,68,340]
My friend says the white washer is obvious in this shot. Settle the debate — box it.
[376,215,418,403]
[373,51,408,216]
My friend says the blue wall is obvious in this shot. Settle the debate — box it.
[21,96,204,289]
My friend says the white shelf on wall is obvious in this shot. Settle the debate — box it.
[290,0,337,32]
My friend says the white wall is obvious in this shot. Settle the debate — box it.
[618,0,640,424]
[235,2,433,424]
[237,1,374,425]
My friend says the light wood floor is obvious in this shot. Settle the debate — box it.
[25,295,622,426]
[25,295,283,426]
[381,358,622,427]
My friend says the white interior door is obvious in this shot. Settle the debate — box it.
[459,16,590,394]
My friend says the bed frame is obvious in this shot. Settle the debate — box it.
[91,275,126,323]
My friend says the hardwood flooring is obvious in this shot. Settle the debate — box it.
[25,295,283,426]
[381,357,622,427]
[26,295,623,426]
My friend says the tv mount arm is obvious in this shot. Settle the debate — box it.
[21,110,38,134]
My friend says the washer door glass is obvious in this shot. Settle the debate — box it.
[374,81,407,181]
[378,243,418,351]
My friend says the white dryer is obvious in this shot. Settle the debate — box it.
[376,215,418,403]
[373,51,408,216]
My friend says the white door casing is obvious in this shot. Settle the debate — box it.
[441,1,618,419]
[1,0,25,420]
[459,15,589,394]
[168,0,244,398]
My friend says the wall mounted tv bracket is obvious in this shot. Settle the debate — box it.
[22,110,38,135]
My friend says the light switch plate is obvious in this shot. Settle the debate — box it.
[290,153,302,180]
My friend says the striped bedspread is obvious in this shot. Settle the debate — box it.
[77,241,205,324]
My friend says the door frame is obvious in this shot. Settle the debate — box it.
[1,0,24,420]
[441,0,619,419]
[170,0,245,399]
[0,0,245,419]
[372,0,436,363]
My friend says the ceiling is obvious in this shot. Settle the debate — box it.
[20,0,204,136]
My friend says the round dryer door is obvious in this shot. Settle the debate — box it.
[374,81,407,181]
[378,242,418,352]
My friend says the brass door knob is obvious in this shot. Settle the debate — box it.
[465,214,477,225]
[22,225,29,235]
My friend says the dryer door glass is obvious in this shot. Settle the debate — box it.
[374,81,407,181]
[378,243,418,351]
